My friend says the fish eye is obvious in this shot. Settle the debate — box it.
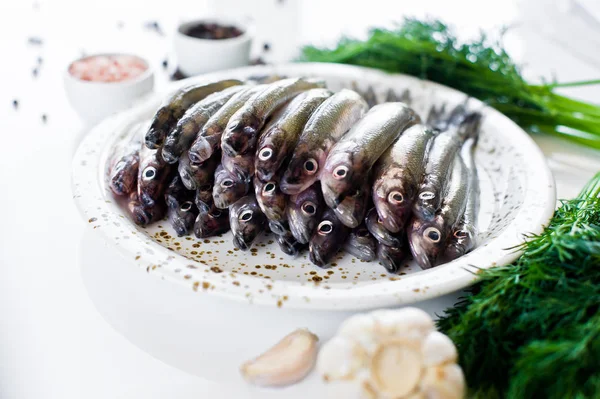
[180,201,193,212]
[333,165,349,180]
[142,166,156,181]
[199,184,212,192]
[210,210,222,218]
[419,191,435,200]
[221,179,234,188]
[263,182,276,194]
[388,191,404,204]
[424,227,441,243]
[239,210,253,222]
[301,201,317,216]
[317,220,333,235]
[303,158,318,175]
[454,230,469,239]
[258,147,273,161]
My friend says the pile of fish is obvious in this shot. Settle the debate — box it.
[109,77,482,272]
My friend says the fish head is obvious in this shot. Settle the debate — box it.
[138,158,169,207]
[223,153,254,182]
[276,232,305,257]
[280,146,322,195]
[287,184,323,244]
[308,210,348,267]
[195,183,214,210]
[229,197,265,250]
[321,151,355,208]
[221,112,261,156]
[145,106,172,148]
[377,243,408,273]
[255,178,287,222]
[194,207,229,238]
[213,166,248,209]
[408,215,446,269]
[128,192,164,227]
[255,127,286,181]
[365,208,402,247]
[177,159,200,190]
[188,136,213,165]
[372,167,416,232]
[445,226,476,261]
[170,201,197,236]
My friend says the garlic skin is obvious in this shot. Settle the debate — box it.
[317,308,465,399]
[240,329,319,387]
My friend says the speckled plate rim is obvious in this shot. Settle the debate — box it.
[72,63,556,310]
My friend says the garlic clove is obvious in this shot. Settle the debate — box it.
[421,331,458,367]
[240,329,318,387]
[338,313,379,353]
[369,340,424,398]
[420,364,466,399]
[317,336,368,380]
[373,308,435,339]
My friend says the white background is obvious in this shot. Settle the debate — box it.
[1,0,600,398]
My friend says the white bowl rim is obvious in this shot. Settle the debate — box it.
[64,53,154,88]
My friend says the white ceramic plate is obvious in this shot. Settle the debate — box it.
[72,63,556,310]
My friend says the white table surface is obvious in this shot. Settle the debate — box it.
[1,1,599,398]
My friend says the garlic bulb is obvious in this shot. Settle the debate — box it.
[317,308,464,399]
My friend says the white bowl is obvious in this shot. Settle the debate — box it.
[64,54,154,123]
[71,63,556,311]
[174,19,253,77]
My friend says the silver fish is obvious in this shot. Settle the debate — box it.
[343,225,377,262]
[194,182,214,213]
[332,183,369,228]
[321,102,417,207]
[255,88,332,181]
[127,191,165,227]
[161,85,246,163]
[178,150,219,190]
[372,124,438,233]
[221,78,325,156]
[109,126,142,196]
[254,174,287,228]
[413,111,481,220]
[408,154,470,269]
[365,208,403,247]
[164,175,197,236]
[212,164,250,209]
[138,144,172,207]
[229,195,266,250]
[222,151,255,182]
[286,183,324,244]
[145,79,243,149]
[188,85,265,165]
[308,208,350,268]
[275,228,306,257]
[445,138,479,260]
[377,241,409,273]
[280,89,368,195]
[194,204,229,238]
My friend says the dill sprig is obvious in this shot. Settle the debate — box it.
[437,172,600,398]
[300,18,600,149]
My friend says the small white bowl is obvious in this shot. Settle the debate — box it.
[64,54,154,123]
[174,19,253,77]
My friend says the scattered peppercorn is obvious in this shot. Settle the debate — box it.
[12,99,19,110]
[41,114,47,123]
[144,21,164,36]
[162,58,169,69]
[28,36,43,46]
[263,42,271,52]
[32,67,39,78]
